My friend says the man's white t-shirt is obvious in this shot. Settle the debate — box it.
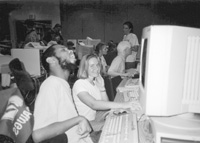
[108,55,125,77]
[33,75,92,143]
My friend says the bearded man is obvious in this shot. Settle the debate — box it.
[32,44,93,143]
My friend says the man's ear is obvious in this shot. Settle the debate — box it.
[46,57,56,64]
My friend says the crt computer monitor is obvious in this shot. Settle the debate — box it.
[139,25,200,117]
[11,48,43,76]
[139,25,200,142]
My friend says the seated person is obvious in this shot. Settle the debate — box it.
[32,44,93,143]
[103,40,117,66]
[66,41,79,64]
[107,41,138,78]
[72,54,141,128]
[94,42,109,76]
[24,19,39,45]
[47,34,61,47]
[66,41,75,51]
[43,23,63,45]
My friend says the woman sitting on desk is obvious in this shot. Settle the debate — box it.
[107,41,138,78]
[72,54,140,123]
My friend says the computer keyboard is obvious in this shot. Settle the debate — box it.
[125,78,139,90]
[123,90,139,102]
[99,112,138,143]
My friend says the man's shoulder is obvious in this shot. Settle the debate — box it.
[113,55,123,62]
[74,79,85,85]
[41,76,64,87]
[109,56,123,69]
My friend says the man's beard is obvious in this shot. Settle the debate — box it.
[55,56,77,72]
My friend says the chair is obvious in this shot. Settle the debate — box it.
[104,75,115,101]
[9,58,40,112]
[0,133,15,143]
[125,62,137,69]
[40,134,68,143]
[110,76,122,96]
[104,75,122,101]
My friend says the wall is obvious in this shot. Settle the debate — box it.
[61,1,200,44]
[61,2,170,44]
[8,1,60,48]
[2,1,200,48]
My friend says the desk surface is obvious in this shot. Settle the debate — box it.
[117,77,139,92]
[114,77,154,143]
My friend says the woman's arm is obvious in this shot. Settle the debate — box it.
[77,91,133,110]
[107,69,133,78]
[32,116,91,143]
[100,90,109,101]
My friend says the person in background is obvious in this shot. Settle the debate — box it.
[32,44,93,143]
[107,41,138,78]
[95,42,109,76]
[103,40,118,66]
[66,41,75,50]
[43,23,64,45]
[72,54,141,123]
[122,21,139,68]
[24,19,39,45]
[66,41,76,56]
[47,34,61,47]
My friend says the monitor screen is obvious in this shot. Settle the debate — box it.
[141,39,147,88]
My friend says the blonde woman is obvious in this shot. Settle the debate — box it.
[72,54,140,123]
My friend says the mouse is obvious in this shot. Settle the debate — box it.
[113,110,128,116]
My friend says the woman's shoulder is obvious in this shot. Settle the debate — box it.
[73,79,88,86]
[72,79,91,92]
[44,76,67,86]
[128,33,137,38]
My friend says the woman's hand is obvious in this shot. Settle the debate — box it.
[95,75,106,91]
[126,68,139,77]
[122,101,142,111]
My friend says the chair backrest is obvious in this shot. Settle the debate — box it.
[104,75,122,101]
[0,134,15,143]
[9,58,40,112]
[110,76,122,96]
[9,58,34,91]
[103,76,115,101]
[125,62,137,69]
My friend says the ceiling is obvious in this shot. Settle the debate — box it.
[0,0,198,4]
